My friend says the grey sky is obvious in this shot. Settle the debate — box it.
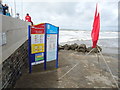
[3,0,118,30]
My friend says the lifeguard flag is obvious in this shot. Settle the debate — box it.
[91,4,100,48]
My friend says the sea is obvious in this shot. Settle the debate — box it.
[59,30,117,43]
[59,29,118,48]
[59,29,119,55]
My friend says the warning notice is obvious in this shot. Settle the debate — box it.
[31,25,45,54]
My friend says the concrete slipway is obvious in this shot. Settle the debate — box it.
[14,50,119,88]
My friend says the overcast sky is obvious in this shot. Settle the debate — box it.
[3,0,119,30]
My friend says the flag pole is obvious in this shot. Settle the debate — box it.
[96,47,102,76]
[21,0,23,20]
[14,0,16,17]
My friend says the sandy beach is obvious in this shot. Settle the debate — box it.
[14,38,119,88]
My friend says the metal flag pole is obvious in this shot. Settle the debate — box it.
[11,8,13,17]
[14,0,16,17]
[21,0,23,20]
[96,49,102,76]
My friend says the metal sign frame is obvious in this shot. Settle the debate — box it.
[28,23,59,73]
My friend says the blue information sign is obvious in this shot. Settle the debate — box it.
[46,23,58,34]
[28,23,59,73]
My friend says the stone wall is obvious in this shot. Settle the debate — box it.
[1,15,28,62]
[2,40,28,89]
[0,14,2,89]
[0,15,29,89]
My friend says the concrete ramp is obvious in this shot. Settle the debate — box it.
[15,50,118,88]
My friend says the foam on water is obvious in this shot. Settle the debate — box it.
[59,30,118,43]
[0,30,118,48]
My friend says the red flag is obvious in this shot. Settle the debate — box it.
[91,4,100,48]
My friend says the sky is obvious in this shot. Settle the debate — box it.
[2,0,119,31]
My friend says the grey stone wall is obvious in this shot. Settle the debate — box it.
[2,40,28,89]
[1,15,28,63]
[0,15,29,89]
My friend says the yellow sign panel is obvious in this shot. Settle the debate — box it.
[31,44,44,54]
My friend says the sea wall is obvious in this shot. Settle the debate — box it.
[0,14,2,89]
[0,15,29,89]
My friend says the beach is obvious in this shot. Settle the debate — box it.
[1,0,118,88]
[14,30,119,88]
[14,49,119,88]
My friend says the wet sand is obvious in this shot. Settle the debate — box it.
[14,45,119,88]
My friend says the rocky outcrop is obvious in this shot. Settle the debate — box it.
[59,43,102,53]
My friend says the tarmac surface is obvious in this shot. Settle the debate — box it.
[14,50,119,88]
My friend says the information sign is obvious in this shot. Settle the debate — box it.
[28,23,59,73]
[31,25,45,54]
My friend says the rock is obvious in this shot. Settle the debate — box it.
[87,45,102,53]
[76,44,87,53]
[63,44,71,50]
[77,48,86,53]
[79,44,87,49]
[60,43,102,54]
[59,45,64,50]
[70,43,78,50]
[87,47,93,52]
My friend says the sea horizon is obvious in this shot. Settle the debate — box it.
[60,28,118,32]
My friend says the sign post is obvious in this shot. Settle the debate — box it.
[28,23,59,73]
